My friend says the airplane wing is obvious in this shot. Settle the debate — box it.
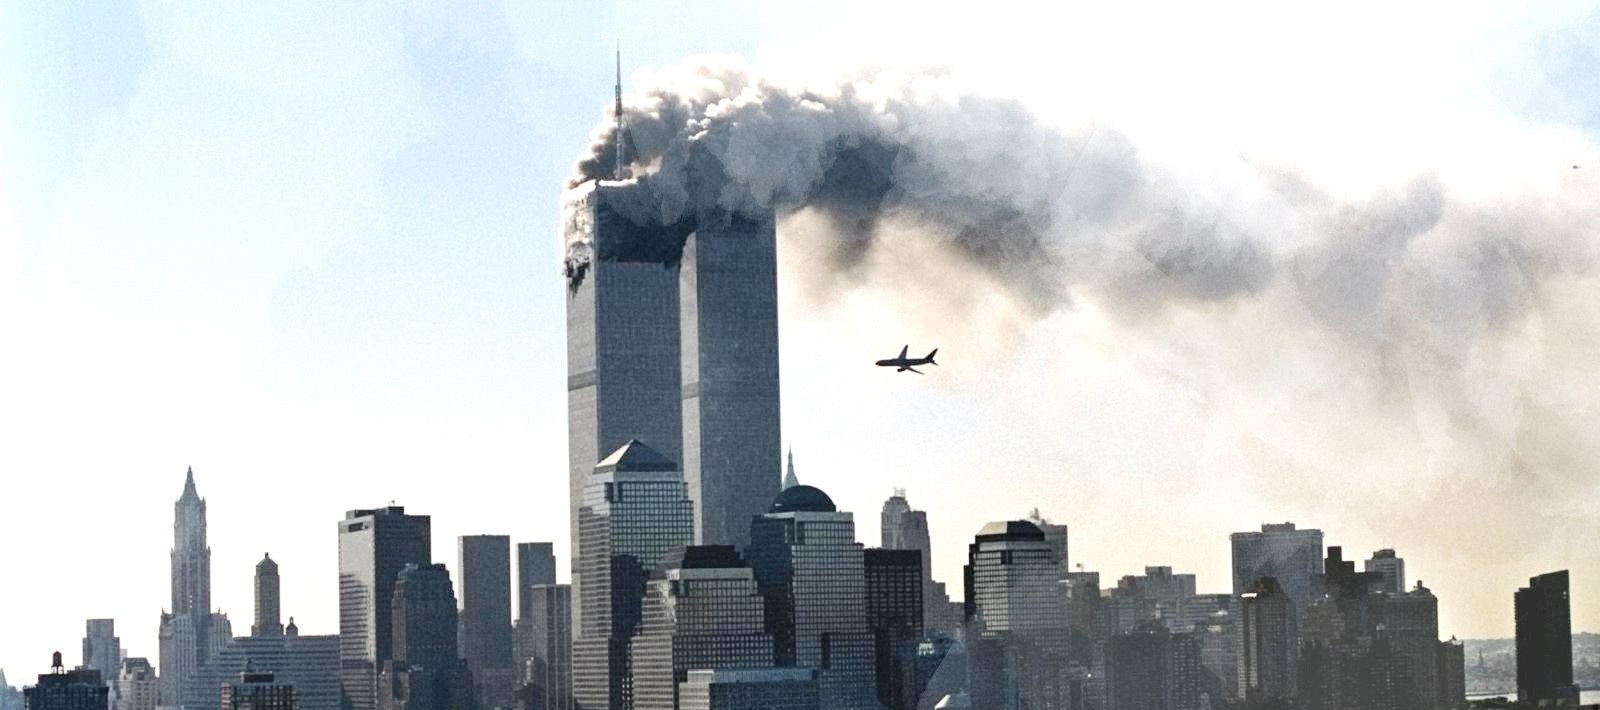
[898,344,909,359]
[905,366,923,375]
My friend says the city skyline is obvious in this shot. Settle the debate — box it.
[5,0,1600,684]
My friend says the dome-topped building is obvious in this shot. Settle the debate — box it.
[767,484,836,514]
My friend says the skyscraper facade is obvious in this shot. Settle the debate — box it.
[195,635,338,710]
[1514,570,1579,706]
[679,207,781,551]
[565,181,686,601]
[878,490,957,637]
[161,468,214,710]
[337,506,432,710]
[220,670,297,710]
[515,584,571,710]
[114,659,159,710]
[629,546,775,710]
[676,669,819,710]
[962,520,1071,710]
[1230,523,1322,620]
[1236,577,1297,705]
[255,554,283,637]
[379,563,473,710]
[516,543,557,621]
[1023,509,1068,570]
[747,485,878,710]
[864,548,923,710]
[1104,621,1206,710]
[1364,549,1405,595]
[458,535,513,709]
[82,619,121,701]
[572,440,694,710]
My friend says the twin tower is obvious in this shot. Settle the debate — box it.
[565,181,782,564]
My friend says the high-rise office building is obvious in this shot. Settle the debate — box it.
[1023,509,1068,570]
[378,564,474,710]
[676,669,819,710]
[512,542,562,710]
[572,440,694,710]
[160,468,216,710]
[1102,566,1198,635]
[565,181,687,601]
[190,557,337,710]
[1236,577,1296,705]
[747,485,878,710]
[962,520,1071,710]
[1514,570,1579,706]
[515,585,571,710]
[679,206,782,551]
[255,554,283,637]
[195,636,338,710]
[114,659,158,710]
[82,619,121,702]
[458,535,513,709]
[880,492,913,550]
[1435,638,1465,710]
[1230,523,1322,621]
[516,544,557,621]
[864,549,923,710]
[879,490,957,637]
[24,654,108,710]
[337,506,432,710]
[1364,549,1405,595]
[630,546,776,710]
[220,670,296,710]
[782,450,799,490]
[1104,621,1205,710]
[1374,582,1441,710]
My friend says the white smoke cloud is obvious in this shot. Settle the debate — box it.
[563,57,1600,632]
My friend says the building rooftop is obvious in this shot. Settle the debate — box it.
[975,520,1044,541]
[768,484,836,514]
[595,439,678,473]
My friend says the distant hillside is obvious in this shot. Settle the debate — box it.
[1461,633,1600,694]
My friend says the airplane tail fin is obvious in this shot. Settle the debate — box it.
[926,348,938,365]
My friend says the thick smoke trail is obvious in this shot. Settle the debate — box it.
[562,59,1600,630]
[562,61,1273,315]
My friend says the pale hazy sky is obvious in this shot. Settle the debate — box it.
[3,1,1598,681]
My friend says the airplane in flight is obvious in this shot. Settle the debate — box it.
[876,345,939,374]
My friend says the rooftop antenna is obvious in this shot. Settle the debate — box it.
[613,44,624,181]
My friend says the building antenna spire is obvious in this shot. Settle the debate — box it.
[613,43,624,181]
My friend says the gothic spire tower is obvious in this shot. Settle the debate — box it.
[172,467,211,618]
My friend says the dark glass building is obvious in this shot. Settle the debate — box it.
[337,506,432,710]
[677,669,819,710]
[629,546,775,710]
[747,485,878,710]
[571,440,694,710]
[459,535,514,709]
[378,564,475,710]
[1514,570,1579,706]
[864,548,923,710]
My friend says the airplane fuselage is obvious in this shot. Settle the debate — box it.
[876,346,939,373]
